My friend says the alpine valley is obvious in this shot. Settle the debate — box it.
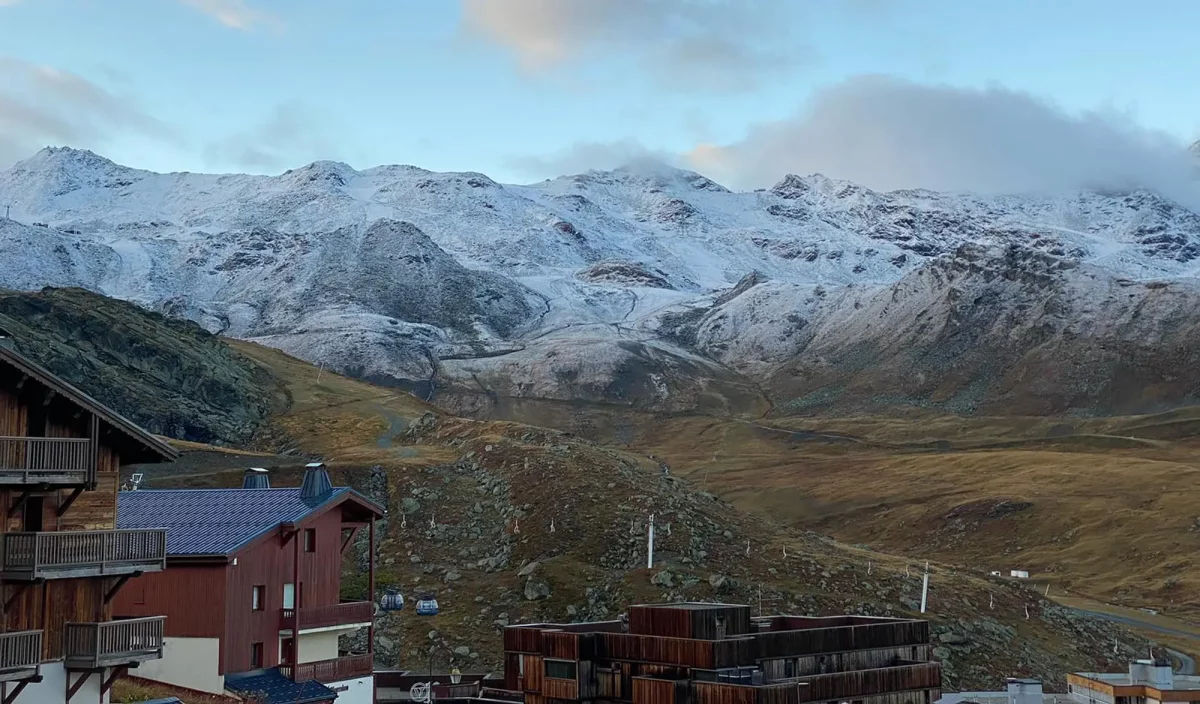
[3,146,1200,422]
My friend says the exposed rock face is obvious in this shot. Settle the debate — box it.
[577,261,674,289]
[691,245,1200,415]
[0,287,279,443]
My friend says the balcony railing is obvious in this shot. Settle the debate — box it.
[0,630,42,683]
[63,617,165,669]
[280,601,374,632]
[280,653,373,683]
[0,436,93,486]
[1,529,167,580]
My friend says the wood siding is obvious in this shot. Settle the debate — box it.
[598,632,754,669]
[3,578,110,660]
[113,565,227,640]
[629,605,752,639]
[754,621,929,660]
[223,508,348,674]
[0,370,137,663]
[761,645,932,680]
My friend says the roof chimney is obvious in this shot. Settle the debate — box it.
[242,467,270,489]
[300,462,333,500]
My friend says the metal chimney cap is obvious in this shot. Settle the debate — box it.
[305,462,326,469]
[245,467,269,473]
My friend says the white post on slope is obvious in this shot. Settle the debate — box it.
[1044,584,1050,597]
[647,514,655,569]
[920,562,930,614]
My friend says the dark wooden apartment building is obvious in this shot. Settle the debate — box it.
[0,333,176,703]
[493,603,942,704]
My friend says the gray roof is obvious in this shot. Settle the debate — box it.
[117,487,353,557]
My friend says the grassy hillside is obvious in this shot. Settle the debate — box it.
[620,411,1200,623]
[128,343,1155,691]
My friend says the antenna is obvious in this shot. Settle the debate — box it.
[647,514,655,569]
[919,562,930,613]
[129,473,144,491]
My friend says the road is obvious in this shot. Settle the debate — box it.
[1075,609,1198,674]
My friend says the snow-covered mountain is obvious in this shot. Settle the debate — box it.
[4,146,1200,417]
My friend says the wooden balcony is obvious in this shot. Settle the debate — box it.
[0,630,42,683]
[280,653,373,683]
[63,617,165,670]
[0,436,93,486]
[280,601,374,632]
[0,529,167,580]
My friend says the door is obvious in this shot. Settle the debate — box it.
[23,497,43,532]
[283,583,295,609]
[281,637,295,665]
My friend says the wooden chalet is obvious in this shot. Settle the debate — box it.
[113,464,384,704]
[495,603,942,704]
[0,333,178,703]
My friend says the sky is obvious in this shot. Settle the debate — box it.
[1,0,1198,195]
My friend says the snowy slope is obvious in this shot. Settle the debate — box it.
[2,147,1199,414]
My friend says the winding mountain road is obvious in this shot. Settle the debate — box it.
[1074,609,1198,674]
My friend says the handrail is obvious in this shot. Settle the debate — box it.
[0,437,92,483]
[280,653,373,683]
[64,617,165,668]
[0,630,42,673]
[280,601,374,631]
[2,529,167,576]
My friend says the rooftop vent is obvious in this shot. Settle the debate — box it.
[300,462,333,500]
[243,467,270,489]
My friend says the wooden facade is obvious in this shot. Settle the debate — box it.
[0,341,177,698]
[113,476,383,680]
[498,604,942,704]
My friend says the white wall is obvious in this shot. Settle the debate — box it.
[326,675,374,704]
[134,636,225,695]
[6,663,106,704]
[295,630,341,663]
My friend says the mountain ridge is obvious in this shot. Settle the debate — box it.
[3,146,1200,418]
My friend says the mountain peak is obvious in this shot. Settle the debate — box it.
[19,146,120,172]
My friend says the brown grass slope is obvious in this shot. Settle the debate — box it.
[134,341,1156,692]
[621,410,1200,626]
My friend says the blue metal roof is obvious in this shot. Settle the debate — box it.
[117,487,351,557]
[225,669,337,704]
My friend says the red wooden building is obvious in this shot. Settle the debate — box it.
[113,464,384,704]
[0,332,177,703]
[493,603,943,704]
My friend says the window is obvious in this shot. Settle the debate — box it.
[304,528,317,552]
[252,585,265,611]
[545,660,577,680]
[250,642,264,669]
[784,659,796,679]
[283,583,295,609]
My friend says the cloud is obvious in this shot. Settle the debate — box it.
[459,0,808,92]
[204,102,337,173]
[0,57,176,168]
[687,75,1199,204]
[506,138,679,179]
